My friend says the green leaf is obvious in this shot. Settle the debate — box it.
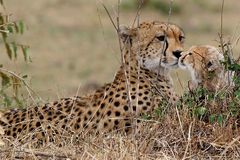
[234,90,240,99]
[18,20,24,34]
[195,107,207,116]
[21,46,29,61]
[155,108,162,116]
[5,43,12,60]
[229,102,239,116]
[2,92,12,107]
[7,25,14,33]
[14,22,19,33]
[142,114,151,120]
[0,72,10,86]
[11,42,18,59]
[229,63,240,71]
[209,114,215,124]
[217,114,223,125]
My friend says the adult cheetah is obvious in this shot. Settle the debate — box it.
[0,21,185,145]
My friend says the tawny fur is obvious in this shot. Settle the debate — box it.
[179,45,234,92]
[0,21,185,145]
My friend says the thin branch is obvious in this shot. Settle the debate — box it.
[13,149,70,159]
[156,0,173,79]
[117,0,120,29]
[182,122,193,160]
[0,22,14,27]
[131,0,145,27]
[95,2,120,64]
[167,0,174,23]
[100,2,118,32]
[0,29,9,33]
[175,105,186,140]
[175,71,184,91]
[219,0,225,54]
[116,0,123,63]
[220,136,240,157]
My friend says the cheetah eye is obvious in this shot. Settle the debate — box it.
[179,36,185,42]
[207,61,212,67]
[188,52,192,55]
[156,35,166,42]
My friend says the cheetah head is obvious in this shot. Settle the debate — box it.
[119,21,185,71]
[178,45,231,91]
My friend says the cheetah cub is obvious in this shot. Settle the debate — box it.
[178,45,234,92]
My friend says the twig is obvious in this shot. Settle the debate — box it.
[175,71,184,91]
[100,2,118,32]
[161,138,176,159]
[156,0,173,79]
[175,105,186,140]
[116,0,123,62]
[117,0,120,29]
[233,34,240,49]
[14,149,70,159]
[0,22,14,28]
[182,122,192,160]
[219,0,225,54]
[95,2,120,64]
[131,0,145,27]
[220,136,240,157]
[0,29,9,33]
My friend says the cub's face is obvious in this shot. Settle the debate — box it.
[119,21,185,71]
[178,45,224,90]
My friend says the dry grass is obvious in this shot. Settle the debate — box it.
[1,101,240,159]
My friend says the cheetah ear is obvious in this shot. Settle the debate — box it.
[118,25,136,42]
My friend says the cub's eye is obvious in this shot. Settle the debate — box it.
[207,61,212,67]
[179,36,185,42]
[188,52,192,55]
[156,35,165,41]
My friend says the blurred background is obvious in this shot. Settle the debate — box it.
[1,0,240,100]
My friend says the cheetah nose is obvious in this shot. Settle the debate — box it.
[173,50,182,59]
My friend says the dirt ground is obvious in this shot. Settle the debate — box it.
[1,0,240,101]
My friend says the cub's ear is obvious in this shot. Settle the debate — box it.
[207,60,223,72]
[207,61,217,71]
[118,25,136,42]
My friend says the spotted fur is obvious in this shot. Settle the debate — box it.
[0,21,185,145]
